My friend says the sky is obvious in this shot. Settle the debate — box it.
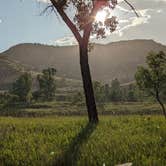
[0,0,166,52]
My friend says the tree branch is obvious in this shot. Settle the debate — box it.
[83,1,101,45]
[40,5,54,16]
[124,0,139,17]
[83,0,139,45]
[50,0,82,43]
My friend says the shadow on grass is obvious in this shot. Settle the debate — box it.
[53,122,97,166]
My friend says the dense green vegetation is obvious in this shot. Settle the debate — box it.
[11,72,33,103]
[0,116,165,166]
[135,51,166,117]
[35,68,57,101]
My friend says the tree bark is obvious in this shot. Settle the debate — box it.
[79,44,98,123]
[156,92,166,119]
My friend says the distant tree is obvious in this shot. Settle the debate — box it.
[43,0,138,123]
[0,92,19,107]
[135,51,166,118]
[93,81,105,103]
[120,87,127,102]
[109,78,122,102]
[32,90,41,102]
[37,68,56,101]
[127,84,137,102]
[103,84,110,102]
[11,73,32,103]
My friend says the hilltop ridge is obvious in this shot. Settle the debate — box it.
[0,39,166,89]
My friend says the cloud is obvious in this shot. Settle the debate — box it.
[154,0,166,1]
[119,19,129,23]
[52,36,77,46]
[0,19,2,24]
[36,0,50,3]
[156,9,163,13]
[114,8,152,37]
[52,35,99,46]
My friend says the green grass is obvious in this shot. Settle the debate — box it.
[104,102,164,115]
[0,102,164,117]
[0,116,165,166]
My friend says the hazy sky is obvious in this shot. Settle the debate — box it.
[0,0,166,52]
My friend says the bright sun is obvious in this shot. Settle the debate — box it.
[95,10,107,23]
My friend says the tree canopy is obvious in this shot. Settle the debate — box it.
[46,0,137,44]
[11,72,32,103]
[135,51,166,118]
[37,68,57,101]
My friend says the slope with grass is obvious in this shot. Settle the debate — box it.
[0,116,165,166]
[0,57,21,90]
[1,39,166,90]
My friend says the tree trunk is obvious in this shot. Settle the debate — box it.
[79,45,99,123]
[156,92,166,119]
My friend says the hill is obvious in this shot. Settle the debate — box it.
[0,39,166,89]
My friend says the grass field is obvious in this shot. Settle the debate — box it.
[0,102,164,117]
[0,116,165,166]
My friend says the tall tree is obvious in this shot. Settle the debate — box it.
[93,81,105,103]
[37,68,57,101]
[127,84,137,102]
[44,0,137,122]
[110,78,122,102]
[135,51,166,118]
[104,84,110,102]
[11,72,32,103]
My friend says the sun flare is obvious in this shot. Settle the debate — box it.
[95,10,107,23]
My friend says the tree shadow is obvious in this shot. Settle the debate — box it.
[53,122,97,166]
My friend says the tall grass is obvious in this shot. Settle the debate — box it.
[0,102,164,117]
[0,116,165,166]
